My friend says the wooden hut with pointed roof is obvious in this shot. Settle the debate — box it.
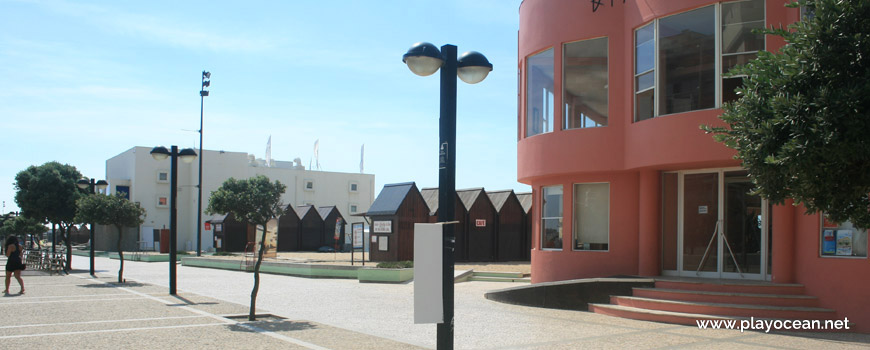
[277,204,301,252]
[208,213,255,252]
[516,192,533,260]
[421,187,470,261]
[317,206,346,251]
[488,190,530,261]
[296,205,323,251]
[457,188,497,262]
[366,182,429,261]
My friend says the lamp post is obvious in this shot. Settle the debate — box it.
[402,42,492,350]
[77,178,108,276]
[150,146,197,295]
[197,71,210,257]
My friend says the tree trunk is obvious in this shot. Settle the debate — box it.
[117,225,124,283]
[63,223,72,271]
[249,223,267,321]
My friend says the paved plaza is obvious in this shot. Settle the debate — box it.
[0,255,867,349]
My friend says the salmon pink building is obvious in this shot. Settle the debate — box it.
[518,0,869,331]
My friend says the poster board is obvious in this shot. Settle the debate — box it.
[255,218,278,258]
[414,223,443,324]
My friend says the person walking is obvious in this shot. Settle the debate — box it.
[4,236,25,295]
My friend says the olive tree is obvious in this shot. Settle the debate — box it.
[75,192,145,283]
[206,175,286,321]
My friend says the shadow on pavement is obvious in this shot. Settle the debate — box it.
[166,295,218,306]
[76,281,149,288]
[227,320,318,333]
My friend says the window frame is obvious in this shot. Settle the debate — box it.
[156,170,169,183]
[563,36,609,130]
[572,182,611,252]
[304,179,314,191]
[540,185,564,251]
[349,182,358,193]
[633,1,765,121]
[720,0,766,104]
[819,215,868,259]
[525,47,556,138]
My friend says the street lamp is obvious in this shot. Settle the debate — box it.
[77,178,108,276]
[402,42,492,350]
[150,145,197,295]
[197,70,210,257]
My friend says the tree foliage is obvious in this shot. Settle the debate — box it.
[76,192,146,283]
[206,175,286,321]
[0,216,47,243]
[706,0,870,227]
[14,162,83,267]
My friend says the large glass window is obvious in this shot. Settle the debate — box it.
[573,183,609,251]
[634,1,764,121]
[722,0,765,103]
[526,48,555,137]
[660,6,716,115]
[635,23,655,121]
[821,217,867,258]
[541,185,563,250]
[564,38,608,129]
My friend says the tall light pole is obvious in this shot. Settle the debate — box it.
[150,146,197,295]
[77,178,108,276]
[197,71,210,257]
[402,42,492,350]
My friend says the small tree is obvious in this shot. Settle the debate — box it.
[75,193,145,283]
[706,0,870,227]
[0,216,48,249]
[206,175,286,321]
[14,162,82,268]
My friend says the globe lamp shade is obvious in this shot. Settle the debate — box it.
[403,42,444,77]
[457,51,493,84]
[179,148,198,163]
[76,178,89,190]
[150,146,170,161]
[95,180,109,191]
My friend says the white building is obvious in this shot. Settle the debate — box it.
[105,146,375,252]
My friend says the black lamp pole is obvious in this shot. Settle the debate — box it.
[197,71,210,257]
[403,42,491,350]
[77,177,107,276]
[151,145,196,296]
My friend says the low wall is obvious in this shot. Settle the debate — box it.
[484,277,655,311]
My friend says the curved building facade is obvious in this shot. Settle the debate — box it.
[518,0,869,331]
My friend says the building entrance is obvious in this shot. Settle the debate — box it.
[661,169,770,280]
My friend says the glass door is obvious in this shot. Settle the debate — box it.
[661,168,769,279]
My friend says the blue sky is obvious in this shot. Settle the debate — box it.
[0,0,527,213]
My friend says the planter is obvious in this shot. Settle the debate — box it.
[357,268,414,283]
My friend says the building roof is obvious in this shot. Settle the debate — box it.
[317,206,342,220]
[516,192,532,213]
[294,205,316,218]
[486,190,516,212]
[281,204,299,220]
[456,188,485,211]
[366,182,420,216]
[421,187,439,216]
[205,214,228,223]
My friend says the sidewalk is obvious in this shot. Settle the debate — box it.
[0,271,423,350]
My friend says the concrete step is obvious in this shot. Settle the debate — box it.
[632,288,819,307]
[654,280,805,295]
[611,296,836,320]
[472,271,525,278]
[589,303,734,326]
[468,276,531,283]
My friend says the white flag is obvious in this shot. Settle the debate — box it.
[360,144,364,173]
[314,139,320,170]
[265,135,272,167]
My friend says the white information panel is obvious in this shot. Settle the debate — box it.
[414,223,443,324]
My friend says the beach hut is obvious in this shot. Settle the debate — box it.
[366,182,429,262]
[296,205,323,251]
[458,188,498,262]
[421,187,469,261]
[277,204,301,252]
[516,192,533,260]
[209,213,255,252]
[317,206,346,251]
[488,190,530,261]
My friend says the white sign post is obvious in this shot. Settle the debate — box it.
[414,223,444,324]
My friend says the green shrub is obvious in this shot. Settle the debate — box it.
[376,260,413,269]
